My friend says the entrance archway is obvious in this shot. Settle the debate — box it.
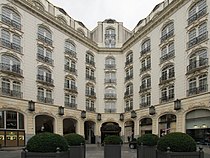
[186,109,210,144]
[63,118,77,135]
[158,114,176,137]
[101,122,121,143]
[139,118,152,136]
[84,121,95,144]
[35,115,54,134]
[124,121,134,142]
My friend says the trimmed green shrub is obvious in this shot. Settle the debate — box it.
[64,133,85,146]
[157,132,197,152]
[26,132,68,152]
[104,135,123,144]
[137,134,159,146]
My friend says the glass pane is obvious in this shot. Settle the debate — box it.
[0,111,4,128]
[19,113,24,129]
[6,111,17,129]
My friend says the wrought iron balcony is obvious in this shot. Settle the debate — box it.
[37,96,54,104]
[105,64,116,69]
[86,91,96,98]
[160,50,175,63]
[124,106,133,112]
[86,74,96,82]
[65,102,77,109]
[37,53,54,65]
[125,75,133,82]
[188,7,207,25]
[86,106,95,112]
[160,30,174,43]
[0,88,22,98]
[37,33,53,46]
[104,78,116,84]
[140,46,151,57]
[140,64,151,74]
[64,65,77,75]
[160,94,174,103]
[104,108,116,113]
[0,38,22,53]
[64,48,77,58]
[0,63,23,76]
[187,31,208,49]
[139,84,151,93]
[64,84,77,93]
[37,74,54,85]
[104,93,117,99]
[187,84,208,96]
[0,14,21,30]
[159,73,175,84]
[187,59,208,74]
[86,59,95,67]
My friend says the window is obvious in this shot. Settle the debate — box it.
[2,7,21,30]
[125,52,133,66]
[105,87,116,98]
[105,101,116,113]
[188,0,207,25]
[141,39,151,56]
[160,42,175,63]
[140,57,151,73]
[160,65,174,83]
[140,75,151,92]
[37,67,53,84]
[188,22,208,49]
[140,93,151,107]
[86,99,95,112]
[38,26,52,45]
[125,83,133,96]
[86,84,95,96]
[65,78,76,91]
[105,72,116,83]
[125,99,133,112]
[65,40,76,56]
[1,55,21,74]
[32,1,45,10]
[86,52,95,66]
[65,58,76,74]
[160,84,174,103]
[105,28,116,48]
[125,67,133,81]
[37,45,53,64]
[65,94,76,108]
[37,87,53,104]
[105,57,115,68]
[161,22,174,43]
[86,67,95,81]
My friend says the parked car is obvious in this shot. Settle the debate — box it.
[129,138,137,149]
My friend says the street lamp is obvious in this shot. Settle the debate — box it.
[81,110,86,119]
[28,100,35,111]
[149,106,155,115]
[174,99,181,110]
[97,113,101,121]
[120,113,124,121]
[131,110,137,118]
[58,106,64,115]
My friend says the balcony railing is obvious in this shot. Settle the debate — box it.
[64,65,77,75]
[140,64,151,74]
[105,64,116,69]
[86,91,96,97]
[37,74,54,85]
[124,91,133,97]
[187,31,208,49]
[159,73,175,84]
[65,102,77,109]
[160,50,175,63]
[160,94,174,103]
[37,96,54,104]
[187,59,208,74]
[139,84,151,93]
[161,30,174,43]
[104,93,117,99]
[86,106,95,112]
[104,108,116,113]
[86,74,96,82]
[187,84,208,96]
[0,14,21,30]
[125,59,133,67]
[188,7,207,25]
[86,59,95,67]
[37,33,53,46]
[140,102,150,108]
[0,88,22,98]
[125,75,133,82]
[0,63,23,76]
[64,48,77,58]
[124,106,133,112]
[140,46,151,57]
[64,84,77,92]
[37,53,54,65]
[104,78,116,84]
[0,38,22,53]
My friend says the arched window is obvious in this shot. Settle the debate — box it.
[32,0,45,10]
[141,75,151,89]
[105,56,115,69]
[105,28,116,48]
[64,77,76,90]
[37,87,53,104]
[161,64,174,82]
[160,84,174,103]
[141,39,151,56]
[65,40,76,53]
[140,93,151,107]
[37,26,52,45]
[161,22,174,43]
[160,42,175,63]
[37,67,53,84]
[125,83,133,95]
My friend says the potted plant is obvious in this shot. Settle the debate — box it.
[157,132,204,158]
[103,135,123,158]
[64,133,85,158]
[136,133,159,158]
[21,132,69,158]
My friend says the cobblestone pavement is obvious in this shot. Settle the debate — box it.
[0,144,210,158]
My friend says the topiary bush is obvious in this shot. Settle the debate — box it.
[64,133,85,146]
[157,132,197,152]
[103,135,123,144]
[137,134,159,146]
[26,132,68,152]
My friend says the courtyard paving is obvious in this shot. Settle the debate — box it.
[0,144,210,158]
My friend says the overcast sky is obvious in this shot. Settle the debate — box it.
[48,0,163,30]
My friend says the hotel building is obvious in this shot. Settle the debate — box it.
[0,0,210,147]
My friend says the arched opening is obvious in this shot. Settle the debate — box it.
[124,121,134,142]
[84,121,95,144]
[186,109,210,144]
[139,118,152,136]
[63,118,77,135]
[158,114,176,137]
[101,122,121,143]
[35,115,54,134]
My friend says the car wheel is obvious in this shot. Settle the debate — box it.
[129,144,135,149]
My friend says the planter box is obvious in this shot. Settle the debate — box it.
[156,150,204,158]
[104,144,121,158]
[69,145,85,158]
[137,145,156,158]
[21,151,69,158]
